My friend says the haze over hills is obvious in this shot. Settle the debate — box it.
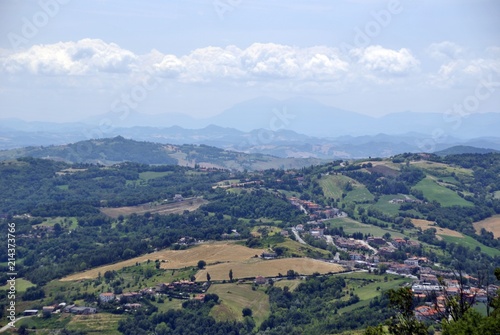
[0,136,327,171]
[1,97,499,158]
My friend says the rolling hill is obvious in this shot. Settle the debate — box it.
[0,136,325,171]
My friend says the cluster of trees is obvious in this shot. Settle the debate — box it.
[259,276,392,334]
[344,166,425,196]
[0,158,230,216]
[201,189,306,222]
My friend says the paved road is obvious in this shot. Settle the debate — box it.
[357,240,378,255]
[0,316,31,333]
[291,228,307,245]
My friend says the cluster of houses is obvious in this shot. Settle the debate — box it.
[212,180,262,190]
[23,303,97,316]
[411,273,495,321]
[389,197,423,204]
[23,280,212,318]
[288,197,343,220]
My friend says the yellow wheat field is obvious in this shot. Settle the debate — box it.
[61,242,266,281]
[473,215,500,238]
[195,257,344,281]
[412,219,463,238]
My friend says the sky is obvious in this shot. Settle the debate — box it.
[0,0,499,123]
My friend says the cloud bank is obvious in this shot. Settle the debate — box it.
[1,38,498,91]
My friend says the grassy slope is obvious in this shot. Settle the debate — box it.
[413,177,473,207]
[441,235,500,257]
[328,217,407,239]
[208,283,270,327]
[19,313,123,335]
[337,273,412,315]
[474,215,500,238]
[320,175,374,203]
[0,278,35,293]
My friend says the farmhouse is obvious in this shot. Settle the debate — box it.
[42,306,55,315]
[310,228,324,238]
[261,252,278,259]
[124,303,142,309]
[254,276,267,285]
[64,305,97,315]
[392,238,407,247]
[194,294,206,302]
[349,253,365,261]
[99,292,115,303]
[404,257,420,267]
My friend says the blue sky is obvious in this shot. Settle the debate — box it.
[0,0,499,122]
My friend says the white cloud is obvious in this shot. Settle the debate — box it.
[351,45,420,77]
[1,39,137,75]
[1,40,353,84]
[427,41,464,61]
[155,43,349,82]
[428,45,500,88]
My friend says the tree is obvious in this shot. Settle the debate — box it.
[242,307,253,317]
[18,325,28,335]
[155,322,171,335]
[442,267,500,334]
[197,260,206,269]
[386,287,428,335]
[229,269,233,282]
[363,325,386,335]
[206,272,211,282]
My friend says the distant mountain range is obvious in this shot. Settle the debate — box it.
[1,97,499,159]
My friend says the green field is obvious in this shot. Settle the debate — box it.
[40,216,78,229]
[336,272,411,314]
[19,313,123,335]
[320,174,375,203]
[152,298,184,312]
[411,160,473,177]
[208,283,270,327]
[273,279,302,292]
[320,175,349,199]
[413,177,473,207]
[277,239,331,258]
[138,171,173,180]
[328,217,406,239]
[364,194,412,216]
[441,235,500,257]
[344,187,375,203]
[0,278,35,293]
